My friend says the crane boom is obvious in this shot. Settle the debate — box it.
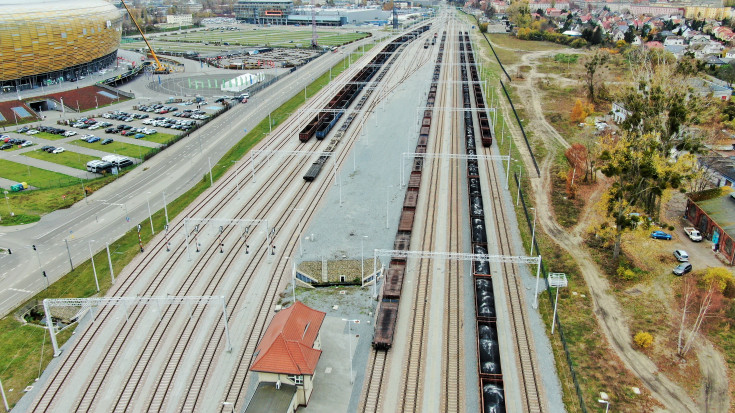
[119,0,169,73]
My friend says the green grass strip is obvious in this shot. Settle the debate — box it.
[23,149,99,171]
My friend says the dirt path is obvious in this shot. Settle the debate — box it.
[482,38,731,412]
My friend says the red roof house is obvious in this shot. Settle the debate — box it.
[248,301,326,409]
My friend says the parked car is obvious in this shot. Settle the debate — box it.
[43,146,56,153]
[673,263,693,276]
[40,145,52,151]
[17,126,29,133]
[52,147,65,154]
[63,131,77,137]
[26,129,39,135]
[0,143,12,150]
[87,137,100,143]
[651,230,672,240]
[134,133,145,139]
[674,250,689,262]
[21,140,33,147]
[683,227,703,242]
[101,138,113,145]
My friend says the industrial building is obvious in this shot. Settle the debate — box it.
[234,0,348,26]
[234,0,294,25]
[0,0,123,91]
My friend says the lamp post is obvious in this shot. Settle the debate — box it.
[516,166,522,206]
[341,318,359,384]
[88,240,100,292]
[293,207,304,257]
[598,399,610,413]
[529,207,537,256]
[4,191,11,216]
[0,377,8,412]
[386,185,392,229]
[146,192,154,235]
[361,235,368,282]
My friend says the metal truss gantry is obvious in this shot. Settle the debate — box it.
[372,249,543,306]
[43,295,232,357]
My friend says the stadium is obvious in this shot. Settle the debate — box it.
[0,0,123,92]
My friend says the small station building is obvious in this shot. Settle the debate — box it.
[244,301,326,413]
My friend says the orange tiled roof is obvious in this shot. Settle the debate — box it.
[250,301,326,375]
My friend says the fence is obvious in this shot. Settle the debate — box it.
[515,171,588,412]
[499,79,540,176]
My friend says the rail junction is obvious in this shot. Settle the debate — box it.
[21,8,558,413]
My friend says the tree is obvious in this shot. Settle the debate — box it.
[591,25,603,45]
[624,26,636,44]
[702,267,735,293]
[677,277,726,357]
[507,0,531,28]
[717,64,735,87]
[485,7,495,19]
[584,51,608,102]
[570,99,592,123]
[479,23,488,33]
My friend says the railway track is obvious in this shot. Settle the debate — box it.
[358,20,465,413]
[29,34,400,412]
[469,33,546,413]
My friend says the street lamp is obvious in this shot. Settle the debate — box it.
[146,192,154,235]
[341,318,359,384]
[361,235,368,282]
[598,399,610,413]
[3,191,11,216]
[516,166,522,206]
[88,240,100,292]
[529,207,537,256]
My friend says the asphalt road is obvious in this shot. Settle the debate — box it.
[0,34,382,318]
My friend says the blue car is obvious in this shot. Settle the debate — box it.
[651,230,672,240]
[87,136,100,143]
[134,133,145,139]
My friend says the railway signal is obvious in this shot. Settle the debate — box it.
[137,224,143,252]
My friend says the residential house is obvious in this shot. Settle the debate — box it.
[246,301,326,411]
[611,102,630,124]
[612,28,625,42]
[663,35,685,46]
[632,36,642,45]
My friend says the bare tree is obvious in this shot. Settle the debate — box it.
[677,277,724,357]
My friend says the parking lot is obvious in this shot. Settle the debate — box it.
[0,99,222,187]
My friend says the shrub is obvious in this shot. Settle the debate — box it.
[634,331,653,348]
[617,266,637,281]
[570,38,588,48]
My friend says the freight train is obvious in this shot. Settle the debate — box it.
[299,27,431,144]
[302,25,431,182]
[372,31,447,350]
[461,31,505,413]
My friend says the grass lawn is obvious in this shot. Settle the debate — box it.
[74,140,152,159]
[486,33,567,52]
[23,149,99,171]
[25,131,66,141]
[138,132,177,144]
[0,174,118,225]
[0,159,79,189]
[0,49,372,408]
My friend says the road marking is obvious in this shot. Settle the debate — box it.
[8,288,31,293]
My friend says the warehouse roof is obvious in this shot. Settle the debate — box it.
[250,301,325,375]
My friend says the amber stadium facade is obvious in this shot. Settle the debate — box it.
[0,0,123,92]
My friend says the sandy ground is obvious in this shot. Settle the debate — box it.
[480,35,731,412]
